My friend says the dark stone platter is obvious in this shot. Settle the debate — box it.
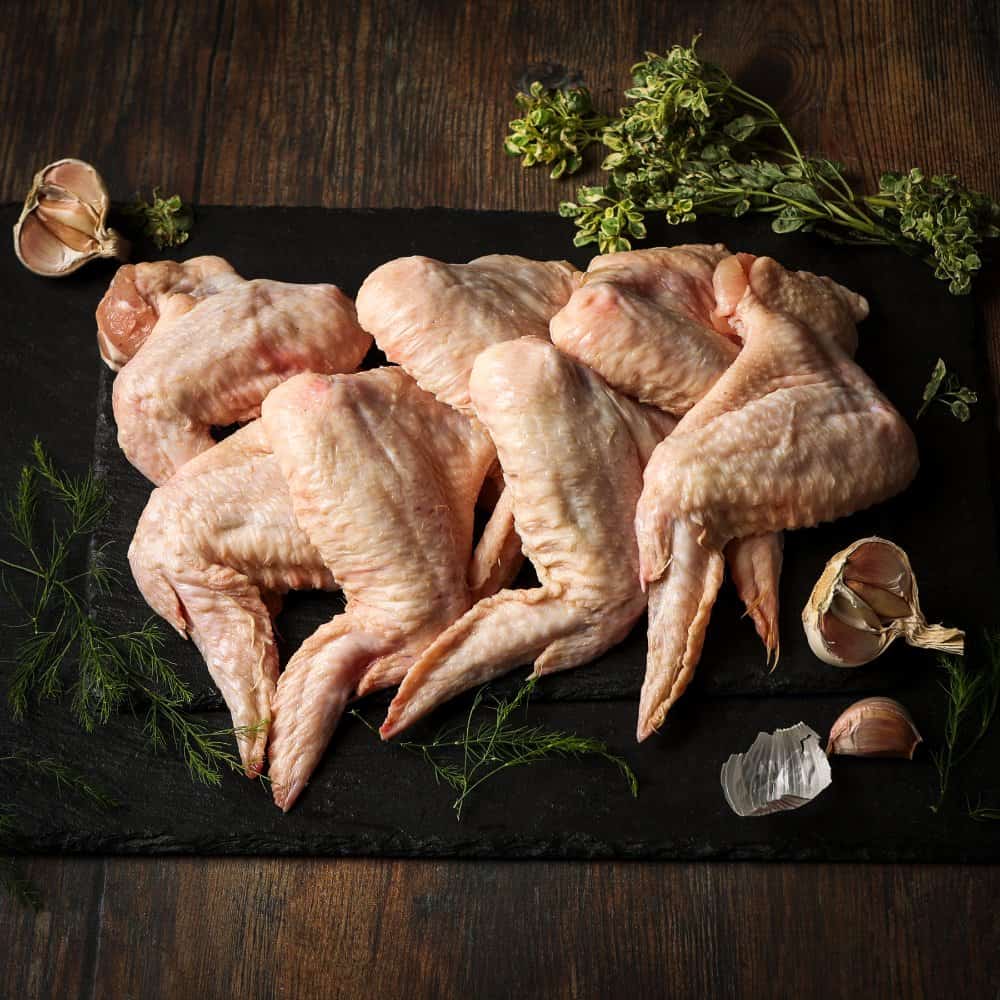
[1,206,997,859]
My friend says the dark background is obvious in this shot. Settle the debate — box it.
[1,1,999,996]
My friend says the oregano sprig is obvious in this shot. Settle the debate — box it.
[506,37,1000,293]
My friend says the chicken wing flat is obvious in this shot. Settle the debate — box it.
[381,337,675,740]
[634,255,917,740]
[260,368,496,810]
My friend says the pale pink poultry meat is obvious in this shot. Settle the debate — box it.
[356,253,581,598]
[104,258,372,484]
[550,243,784,659]
[260,368,497,811]
[550,244,739,414]
[356,254,581,412]
[381,336,675,740]
[96,256,243,370]
[128,420,336,776]
[634,254,918,740]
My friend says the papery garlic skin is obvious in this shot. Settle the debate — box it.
[826,696,923,758]
[721,722,832,817]
[802,537,964,668]
[13,159,129,277]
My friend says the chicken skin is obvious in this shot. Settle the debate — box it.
[634,255,918,740]
[550,244,739,414]
[128,421,336,775]
[96,256,243,370]
[260,368,497,811]
[356,254,581,412]
[357,253,580,598]
[103,258,372,484]
[381,337,675,740]
[550,244,784,659]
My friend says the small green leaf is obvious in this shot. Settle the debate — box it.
[923,358,947,402]
[724,113,758,141]
[773,181,823,207]
[772,214,805,234]
[950,400,971,422]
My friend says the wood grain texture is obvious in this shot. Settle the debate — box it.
[1,0,999,997]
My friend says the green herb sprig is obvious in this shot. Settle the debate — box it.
[917,358,978,421]
[354,677,637,819]
[125,189,194,250]
[1,440,262,787]
[506,37,1000,292]
[931,633,1000,813]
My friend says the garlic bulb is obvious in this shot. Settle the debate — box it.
[802,537,964,667]
[721,722,832,817]
[826,697,922,758]
[13,159,129,277]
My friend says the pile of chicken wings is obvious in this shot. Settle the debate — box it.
[97,245,918,810]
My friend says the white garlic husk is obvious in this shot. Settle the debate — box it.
[802,537,964,668]
[13,159,129,277]
[721,722,832,817]
[826,696,922,759]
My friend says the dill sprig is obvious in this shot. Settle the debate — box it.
[354,677,637,819]
[917,358,977,422]
[125,189,194,250]
[2,440,261,788]
[930,632,1000,813]
[506,37,1000,294]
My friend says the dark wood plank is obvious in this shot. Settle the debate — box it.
[2,0,1000,997]
[0,858,104,999]
[88,859,1000,999]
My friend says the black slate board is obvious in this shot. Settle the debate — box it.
[2,206,999,860]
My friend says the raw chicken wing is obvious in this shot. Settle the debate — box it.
[260,368,496,810]
[550,243,783,658]
[128,421,336,775]
[110,263,372,484]
[381,337,675,739]
[634,255,917,740]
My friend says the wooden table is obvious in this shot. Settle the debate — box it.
[2,2,998,996]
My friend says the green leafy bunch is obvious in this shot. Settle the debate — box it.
[505,37,999,293]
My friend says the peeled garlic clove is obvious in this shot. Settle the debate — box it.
[13,158,129,277]
[802,536,964,668]
[826,697,922,758]
[721,722,832,817]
